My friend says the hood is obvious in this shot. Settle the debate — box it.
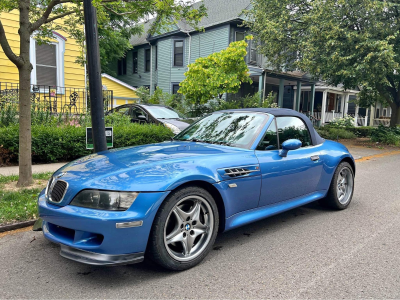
[158,119,190,130]
[50,141,254,205]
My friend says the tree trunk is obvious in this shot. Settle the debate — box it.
[17,0,33,187]
[390,104,400,127]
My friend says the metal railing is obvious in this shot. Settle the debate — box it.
[0,82,113,114]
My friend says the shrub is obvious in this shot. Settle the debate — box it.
[317,127,356,140]
[370,125,400,146]
[327,115,355,128]
[0,123,174,165]
[346,126,373,138]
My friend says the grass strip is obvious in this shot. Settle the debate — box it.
[0,172,52,225]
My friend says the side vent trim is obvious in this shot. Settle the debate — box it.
[217,165,261,180]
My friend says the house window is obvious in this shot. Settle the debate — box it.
[249,40,257,63]
[173,40,184,67]
[235,32,245,41]
[132,51,138,74]
[145,49,151,72]
[155,46,158,70]
[30,33,65,91]
[118,56,127,75]
[172,84,180,94]
[35,42,57,86]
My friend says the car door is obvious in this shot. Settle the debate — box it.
[131,106,148,124]
[256,116,324,207]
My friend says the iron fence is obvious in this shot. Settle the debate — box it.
[0,82,113,114]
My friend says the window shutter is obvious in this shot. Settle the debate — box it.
[35,42,57,86]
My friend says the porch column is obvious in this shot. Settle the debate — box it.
[354,105,359,127]
[258,75,264,106]
[296,81,302,111]
[310,83,316,116]
[321,90,328,124]
[365,108,370,126]
[340,94,345,117]
[369,105,375,127]
[278,79,284,108]
[344,94,350,116]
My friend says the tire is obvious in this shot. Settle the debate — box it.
[146,186,219,271]
[319,161,355,210]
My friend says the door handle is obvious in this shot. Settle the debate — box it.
[310,155,320,161]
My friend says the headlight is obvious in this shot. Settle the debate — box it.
[164,122,181,134]
[70,190,139,211]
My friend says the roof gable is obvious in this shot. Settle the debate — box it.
[129,0,251,46]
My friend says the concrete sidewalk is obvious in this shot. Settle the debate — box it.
[0,162,68,176]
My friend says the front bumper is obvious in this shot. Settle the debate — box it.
[60,245,144,266]
[38,189,169,265]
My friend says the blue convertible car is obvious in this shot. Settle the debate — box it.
[37,108,355,270]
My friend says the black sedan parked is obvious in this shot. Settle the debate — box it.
[106,104,191,134]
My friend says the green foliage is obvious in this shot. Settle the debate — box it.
[0,123,173,165]
[346,126,374,138]
[179,37,253,104]
[0,103,18,127]
[328,115,355,128]
[247,0,400,124]
[317,127,356,140]
[0,188,42,224]
[370,125,400,146]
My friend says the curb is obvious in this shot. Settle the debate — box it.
[0,220,36,233]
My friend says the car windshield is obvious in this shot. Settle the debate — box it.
[145,106,184,119]
[174,112,269,149]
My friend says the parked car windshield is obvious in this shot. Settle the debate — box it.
[145,106,184,119]
[174,112,269,149]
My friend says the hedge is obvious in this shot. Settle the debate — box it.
[0,123,174,165]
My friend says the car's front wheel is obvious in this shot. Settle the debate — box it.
[319,161,354,210]
[147,186,219,271]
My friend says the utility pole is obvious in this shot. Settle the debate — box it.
[83,0,107,152]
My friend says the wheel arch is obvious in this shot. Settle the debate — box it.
[341,156,356,175]
[167,180,226,233]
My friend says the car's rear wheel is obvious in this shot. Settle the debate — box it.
[147,186,219,271]
[319,161,354,210]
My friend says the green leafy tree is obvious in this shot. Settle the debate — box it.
[178,37,253,105]
[247,0,400,127]
[0,0,206,186]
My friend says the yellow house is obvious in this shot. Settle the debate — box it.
[101,74,138,108]
[0,10,137,113]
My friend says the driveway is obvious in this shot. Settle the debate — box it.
[1,153,400,299]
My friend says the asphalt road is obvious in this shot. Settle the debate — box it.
[1,154,400,299]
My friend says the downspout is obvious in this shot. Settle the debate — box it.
[182,30,192,69]
[84,27,88,111]
[148,42,153,95]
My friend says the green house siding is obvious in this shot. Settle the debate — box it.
[157,38,172,93]
[114,25,231,94]
[189,25,230,64]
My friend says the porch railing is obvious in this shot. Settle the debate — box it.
[0,82,113,114]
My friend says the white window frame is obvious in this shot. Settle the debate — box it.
[30,32,65,93]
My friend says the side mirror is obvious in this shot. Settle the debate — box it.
[279,139,302,157]
[138,115,147,120]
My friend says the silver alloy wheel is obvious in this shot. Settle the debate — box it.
[163,195,214,262]
[337,166,354,205]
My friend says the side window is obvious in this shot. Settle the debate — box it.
[114,107,130,116]
[276,117,312,147]
[257,120,279,151]
[132,107,147,120]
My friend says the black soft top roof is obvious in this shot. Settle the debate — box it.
[218,108,325,146]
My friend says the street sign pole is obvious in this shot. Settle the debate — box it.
[83,0,107,152]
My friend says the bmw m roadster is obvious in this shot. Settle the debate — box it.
[37,108,355,270]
